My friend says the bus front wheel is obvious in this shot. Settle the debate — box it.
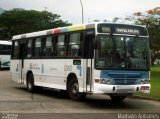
[27,73,34,92]
[67,79,86,101]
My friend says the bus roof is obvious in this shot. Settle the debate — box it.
[12,22,147,40]
[0,40,11,45]
[12,23,96,40]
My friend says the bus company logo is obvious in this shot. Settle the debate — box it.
[64,65,72,71]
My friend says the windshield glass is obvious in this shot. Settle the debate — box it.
[95,35,150,70]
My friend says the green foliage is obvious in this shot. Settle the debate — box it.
[135,65,160,99]
[0,8,72,40]
[135,17,160,50]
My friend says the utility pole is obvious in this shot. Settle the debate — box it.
[44,7,47,11]
[80,0,84,24]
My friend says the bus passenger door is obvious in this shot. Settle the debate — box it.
[84,33,94,92]
[19,41,27,83]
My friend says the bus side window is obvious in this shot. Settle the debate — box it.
[55,35,67,57]
[69,32,81,57]
[0,44,2,54]
[0,44,11,55]
[44,36,53,57]
[27,39,32,58]
[6,45,11,55]
[12,41,20,58]
[35,38,41,58]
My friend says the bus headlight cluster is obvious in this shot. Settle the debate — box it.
[139,80,149,84]
[100,79,111,84]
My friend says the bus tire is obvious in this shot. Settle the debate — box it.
[27,73,34,92]
[67,78,86,101]
[110,96,126,102]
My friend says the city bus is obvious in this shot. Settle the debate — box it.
[0,40,11,69]
[10,22,150,101]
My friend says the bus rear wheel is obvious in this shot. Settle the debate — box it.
[27,73,34,92]
[67,79,86,101]
[110,96,126,102]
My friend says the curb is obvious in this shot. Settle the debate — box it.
[128,95,160,102]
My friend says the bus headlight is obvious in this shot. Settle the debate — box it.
[140,80,144,84]
[144,80,149,84]
[100,79,111,84]
[139,79,149,84]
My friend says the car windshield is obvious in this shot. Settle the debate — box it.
[95,35,150,70]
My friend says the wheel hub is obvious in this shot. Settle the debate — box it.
[71,83,79,95]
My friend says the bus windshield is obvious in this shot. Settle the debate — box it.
[95,35,150,70]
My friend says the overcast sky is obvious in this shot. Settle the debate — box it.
[0,0,159,24]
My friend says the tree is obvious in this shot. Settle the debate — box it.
[0,8,72,40]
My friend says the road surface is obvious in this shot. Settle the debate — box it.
[0,70,159,119]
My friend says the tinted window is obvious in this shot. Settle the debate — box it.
[33,38,41,57]
[95,35,150,70]
[44,36,53,57]
[0,44,11,55]
[55,35,67,56]
[68,33,81,56]
[27,39,32,58]
[12,41,20,58]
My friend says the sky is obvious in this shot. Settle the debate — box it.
[0,0,160,24]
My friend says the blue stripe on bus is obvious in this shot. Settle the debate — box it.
[100,70,149,85]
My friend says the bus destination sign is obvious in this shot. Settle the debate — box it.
[115,27,140,35]
[97,24,148,36]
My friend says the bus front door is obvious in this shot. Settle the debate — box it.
[19,41,27,83]
[86,59,93,92]
[85,34,94,92]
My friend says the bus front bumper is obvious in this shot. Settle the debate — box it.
[93,83,150,95]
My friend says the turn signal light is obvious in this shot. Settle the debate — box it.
[140,86,149,90]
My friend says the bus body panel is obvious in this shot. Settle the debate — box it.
[41,59,67,90]
[24,59,42,86]
[93,84,150,94]
[23,59,88,92]
[10,59,22,83]
[92,69,150,95]
[65,59,88,92]
[10,22,151,100]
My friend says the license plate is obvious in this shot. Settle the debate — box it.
[116,86,134,92]
[141,86,149,90]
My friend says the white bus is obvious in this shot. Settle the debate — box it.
[10,22,150,101]
[0,40,11,69]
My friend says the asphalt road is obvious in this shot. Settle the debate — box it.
[0,70,160,119]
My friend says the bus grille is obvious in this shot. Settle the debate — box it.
[108,73,141,85]
[108,74,141,78]
[114,79,138,85]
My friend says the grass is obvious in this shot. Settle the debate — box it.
[134,64,160,99]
